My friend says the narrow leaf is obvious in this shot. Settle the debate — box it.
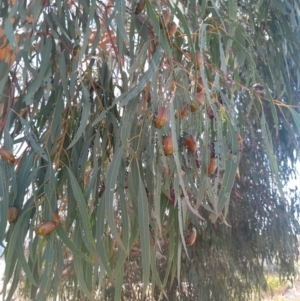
[67,86,91,149]
[67,168,96,253]
[104,147,125,250]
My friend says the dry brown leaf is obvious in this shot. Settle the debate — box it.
[0,28,19,66]
[8,0,18,7]
[26,14,35,24]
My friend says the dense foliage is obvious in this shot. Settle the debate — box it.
[0,0,300,300]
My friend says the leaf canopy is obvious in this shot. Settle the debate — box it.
[1,0,300,300]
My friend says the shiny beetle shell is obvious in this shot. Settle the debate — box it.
[163,135,173,156]
[195,51,201,70]
[207,105,214,119]
[0,147,15,163]
[154,107,168,128]
[178,103,189,119]
[135,0,145,14]
[184,135,197,152]
[162,10,170,26]
[148,40,157,55]
[195,91,205,106]
[196,76,204,93]
[207,157,217,175]
[190,102,197,112]
[7,206,18,222]
[167,22,177,37]
[36,220,57,236]
[185,225,197,246]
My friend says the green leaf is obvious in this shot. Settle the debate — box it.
[119,47,162,106]
[115,1,129,42]
[56,225,92,262]
[24,36,53,105]
[67,86,91,149]
[36,239,55,301]
[78,1,96,62]
[4,262,21,301]
[51,100,64,144]
[73,223,95,301]
[4,17,17,51]
[150,248,163,288]
[288,107,300,135]
[4,211,38,287]
[95,187,113,275]
[16,236,38,286]
[111,160,129,280]
[228,0,238,21]
[18,116,49,162]
[260,114,283,197]
[168,102,204,220]
[0,161,8,241]
[67,168,96,253]
[104,146,125,250]
[173,2,195,59]
[114,265,124,301]
[135,158,150,296]
[15,151,35,201]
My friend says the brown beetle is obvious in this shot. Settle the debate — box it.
[0,147,15,163]
[195,51,201,70]
[207,141,217,175]
[163,135,173,156]
[154,107,168,129]
[36,220,57,236]
[7,206,18,222]
[167,22,177,37]
[135,0,145,14]
[185,223,197,246]
[178,103,189,119]
[184,135,197,153]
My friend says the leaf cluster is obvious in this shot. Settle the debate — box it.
[0,0,300,300]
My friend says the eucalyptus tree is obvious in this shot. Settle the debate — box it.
[0,0,300,300]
